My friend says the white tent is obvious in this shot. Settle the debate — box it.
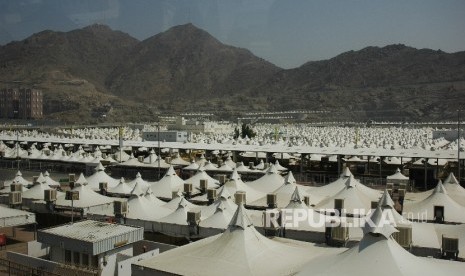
[43,171,59,187]
[0,205,36,228]
[315,175,380,215]
[249,172,323,208]
[297,207,465,276]
[442,172,465,205]
[170,153,190,166]
[86,163,119,190]
[403,181,465,223]
[246,164,284,193]
[55,182,114,209]
[3,170,31,187]
[183,168,220,190]
[150,166,184,199]
[386,168,409,180]
[135,203,342,276]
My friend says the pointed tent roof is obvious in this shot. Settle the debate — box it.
[184,170,220,189]
[86,163,119,190]
[136,203,340,276]
[125,195,171,220]
[442,172,465,205]
[43,171,59,186]
[3,170,30,186]
[55,183,114,208]
[297,218,465,276]
[150,166,184,199]
[403,180,465,223]
[315,176,376,215]
[386,168,409,180]
[246,164,284,193]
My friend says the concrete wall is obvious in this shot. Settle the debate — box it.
[27,240,50,257]
[117,249,159,276]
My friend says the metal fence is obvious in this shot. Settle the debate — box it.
[0,257,99,276]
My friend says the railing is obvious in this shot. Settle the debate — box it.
[0,257,99,276]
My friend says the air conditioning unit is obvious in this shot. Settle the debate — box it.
[200,179,208,192]
[249,162,254,169]
[234,191,246,204]
[184,183,193,193]
[114,201,128,215]
[137,156,144,163]
[10,184,22,192]
[207,189,217,201]
[165,157,172,164]
[217,174,227,184]
[303,196,310,206]
[99,182,108,191]
[68,174,76,182]
[44,189,57,202]
[187,211,201,225]
[398,189,406,198]
[441,235,459,259]
[331,225,349,245]
[102,153,107,159]
[267,193,277,208]
[65,191,79,201]
[392,227,412,249]
[9,191,22,205]
[172,191,180,198]
[386,183,394,190]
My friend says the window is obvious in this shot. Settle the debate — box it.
[73,251,80,265]
[91,255,99,268]
[82,253,89,266]
[65,250,72,263]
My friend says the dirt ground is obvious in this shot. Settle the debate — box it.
[0,226,35,258]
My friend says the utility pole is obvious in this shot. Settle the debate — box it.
[458,110,461,185]
[158,119,161,180]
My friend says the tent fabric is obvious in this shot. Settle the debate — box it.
[150,166,184,199]
[403,181,465,223]
[135,204,342,276]
[246,164,284,193]
[386,168,409,180]
[0,205,36,227]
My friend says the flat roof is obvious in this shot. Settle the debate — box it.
[39,220,139,242]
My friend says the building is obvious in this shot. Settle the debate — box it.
[142,130,189,142]
[0,88,43,119]
[167,116,232,134]
[5,220,161,276]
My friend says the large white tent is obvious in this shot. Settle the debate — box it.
[134,204,343,276]
[150,166,184,199]
[85,163,119,190]
[403,181,465,223]
[246,164,284,193]
[297,207,465,276]
[0,205,36,228]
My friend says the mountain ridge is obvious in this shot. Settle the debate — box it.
[0,23,464,123]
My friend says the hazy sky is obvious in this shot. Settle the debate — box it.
[1,0,464,68]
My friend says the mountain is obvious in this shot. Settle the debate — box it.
[106,23,280,105]
[255,44,465,120]
[1,24,465,123]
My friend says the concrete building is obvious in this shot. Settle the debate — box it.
[3,220,160,276]
[0,88,43,119]
[167,116,232,134]
[142,130,189,142]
